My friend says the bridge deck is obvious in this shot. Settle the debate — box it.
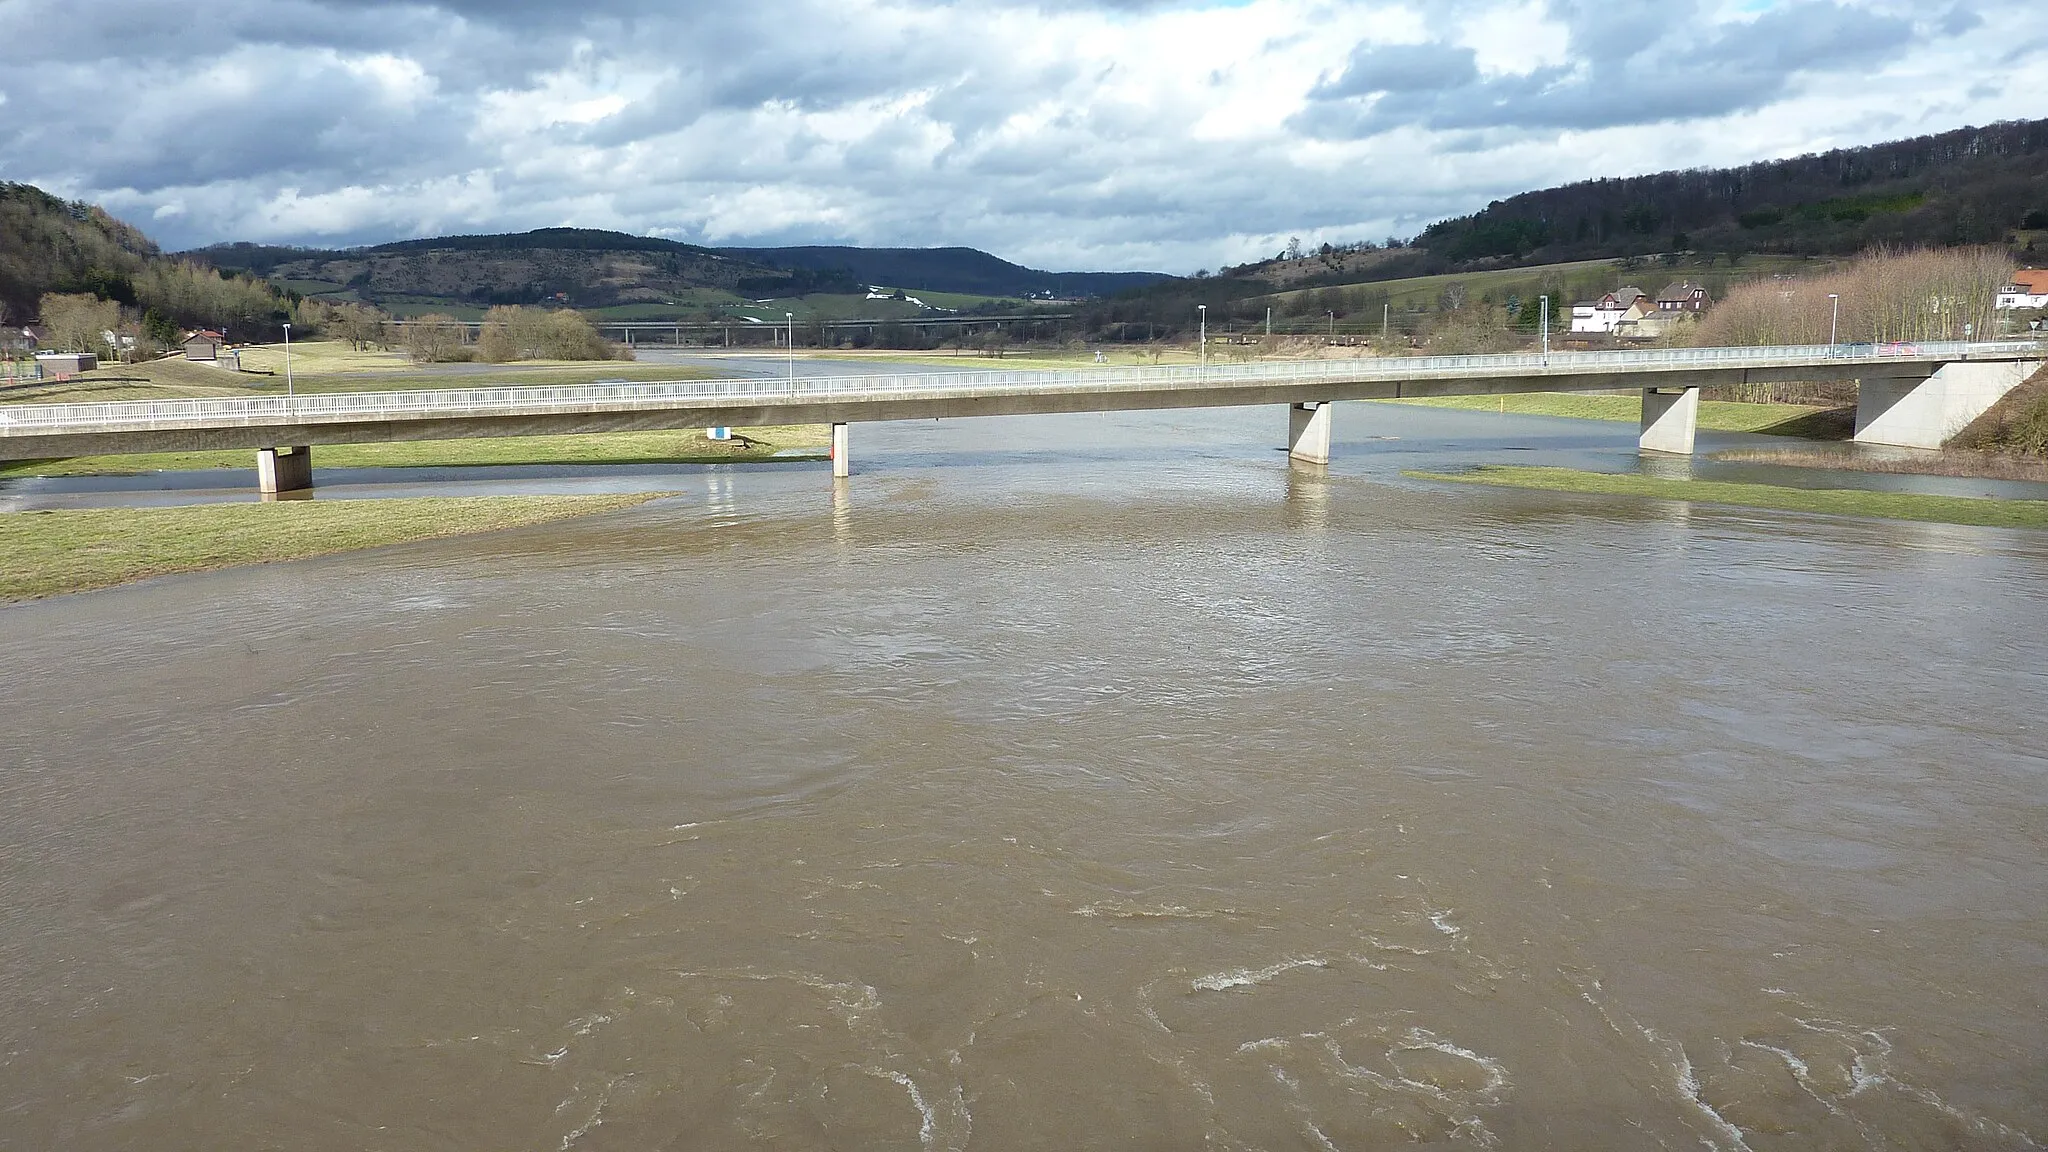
[0,341,2031,461]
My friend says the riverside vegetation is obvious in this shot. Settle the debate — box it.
[0,494,662,602]
[1413,465,2048,530]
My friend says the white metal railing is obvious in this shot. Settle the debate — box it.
[0,340,2036,438]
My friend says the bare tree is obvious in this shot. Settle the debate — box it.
[39,292,119,357]
[402,314,469,363]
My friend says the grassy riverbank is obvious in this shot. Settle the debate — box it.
[1409,465,2048,529]
[0,494,661,603]
[1713,446,2048,482]
[0,425,831,478]
[1377,393,1853,438]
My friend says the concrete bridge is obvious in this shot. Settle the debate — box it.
[0,342,2037,491]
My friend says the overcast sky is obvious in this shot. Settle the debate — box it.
[0,0,2039,271]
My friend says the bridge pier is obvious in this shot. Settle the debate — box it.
[1288,402,1333,464]
[831,423,851,478]
[1639,387,1699,454]
[1854,359,2043,449]
[257,446,312,493]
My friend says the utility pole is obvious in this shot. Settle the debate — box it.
[1197,304,1208,369]
[282,321,293,402]
[1827,293,1840,354]
[1327,310,1335,342]
[1539,296,1549,362]
[1381,302,1390,343]
[1265,306,1272,338]
[786,312,795,384]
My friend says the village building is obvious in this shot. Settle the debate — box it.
[183,330,227,361]
[1995,270,2048,310]
[1654,281,1709,311]
[1569,287,1646,334]
[34,350,98,375]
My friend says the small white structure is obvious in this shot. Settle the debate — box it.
[1995,270,2048,310]
[1569,287,1646,334]
[35,351,97,374]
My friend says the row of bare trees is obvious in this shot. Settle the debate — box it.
[400,306,627,364]
[1694,247,2016,346]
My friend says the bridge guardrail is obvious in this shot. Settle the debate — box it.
[0,340,2036,436]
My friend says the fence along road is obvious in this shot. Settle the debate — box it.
[0,341,2038,487]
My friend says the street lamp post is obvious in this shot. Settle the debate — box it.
[1827,293,1840,353]
[1197,304,1207,369]
[282,321,293,401]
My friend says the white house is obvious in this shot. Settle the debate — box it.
[1569,287,1646,334]
[1995,270,2048,310]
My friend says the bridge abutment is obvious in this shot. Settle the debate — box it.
[831,423,851,478]
[1639,388,1699,455]
[1853,359,2042,449]
[1288,403,1333,465]
[257,446,312,493]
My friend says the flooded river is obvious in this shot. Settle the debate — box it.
[3,403,2044,1149]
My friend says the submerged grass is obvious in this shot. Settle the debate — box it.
[0,425,831,477]
[1377,393,1854,438]
[1407,465,2048,530]
[0,493,661,603]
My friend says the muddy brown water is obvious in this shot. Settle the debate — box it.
[2,405,2044,1149]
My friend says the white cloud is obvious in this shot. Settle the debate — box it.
[0,0,2038,271]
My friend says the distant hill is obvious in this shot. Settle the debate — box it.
[1412,118,2048,267]
[187,230,1168,311]
[713,245,1169,299]
[191,230,837,309]
[0,182,160,321]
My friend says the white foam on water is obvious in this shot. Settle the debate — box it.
[1429,910,1461,936]
[557,1076,622,1151]
[1787,1019,2044,1148]
[1648,1028,1752,1152]
[1395,1027,1511,1099]
[1074,899,1237,920]
[1191,956,1328,992]
[879,1071,937,1150]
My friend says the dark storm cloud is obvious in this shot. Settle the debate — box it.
[1297,0,1920,138]
[1312,42,1481,98]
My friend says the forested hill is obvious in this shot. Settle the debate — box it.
[713,245,1169,298]
[191,231,1168,307]
[0,183,160,321]
[1415,118,2048,266]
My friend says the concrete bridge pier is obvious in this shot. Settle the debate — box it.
[1854,359,2043,448]
[1639,387,1700,454]
[257,446,313,493]
[1288,402,1333,465]
[831,423,851,478]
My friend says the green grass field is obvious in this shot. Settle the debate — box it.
[0,493,660,602]
[1409,465,2048,529]
[1377,393,1853,438]
[0,425,831,478]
